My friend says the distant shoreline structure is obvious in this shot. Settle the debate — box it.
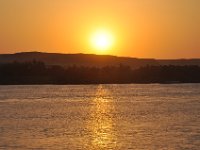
[0,61,200,85]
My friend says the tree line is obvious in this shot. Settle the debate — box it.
[0,61,200,84]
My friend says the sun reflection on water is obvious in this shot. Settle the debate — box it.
[88,85,117,149]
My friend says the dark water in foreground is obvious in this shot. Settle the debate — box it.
[0,84,200,150]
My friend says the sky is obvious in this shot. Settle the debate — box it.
[0,0,200,58]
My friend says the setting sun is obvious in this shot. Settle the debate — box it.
[90,29,114,53]
[0,1,200,150]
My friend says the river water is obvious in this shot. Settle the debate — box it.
[0,84,200,150]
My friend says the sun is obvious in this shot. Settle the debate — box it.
[90,29,114,53]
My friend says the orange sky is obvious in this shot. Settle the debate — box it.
[0,0,200,58]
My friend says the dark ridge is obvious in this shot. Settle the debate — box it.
[0,52,200,70]
[0,52,158,69]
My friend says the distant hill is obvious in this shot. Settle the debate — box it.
[0,52,200,69]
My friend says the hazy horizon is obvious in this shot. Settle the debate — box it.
[1,51,200,60]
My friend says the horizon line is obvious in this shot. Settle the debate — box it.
[0,51,200,60]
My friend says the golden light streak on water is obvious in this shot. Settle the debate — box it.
[87,85,117,149]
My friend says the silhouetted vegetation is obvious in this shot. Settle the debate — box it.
[0,61,200,84]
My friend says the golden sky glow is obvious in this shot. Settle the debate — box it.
[0,0,200,58]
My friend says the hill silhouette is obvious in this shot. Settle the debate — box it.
[1,52,200,69]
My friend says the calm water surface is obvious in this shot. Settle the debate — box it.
[0,84,200,150]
